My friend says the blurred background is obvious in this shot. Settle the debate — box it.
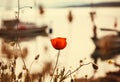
[0,0,120,82]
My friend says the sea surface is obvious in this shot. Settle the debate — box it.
[0,7,120,81]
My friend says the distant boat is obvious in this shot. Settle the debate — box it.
[91,28,120,63]
[0,19,49,41]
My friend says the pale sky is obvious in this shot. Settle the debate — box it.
[0,0,120,8]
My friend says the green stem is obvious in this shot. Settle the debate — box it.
[50,50,60,82]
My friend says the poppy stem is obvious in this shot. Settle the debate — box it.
[50,50,60,82]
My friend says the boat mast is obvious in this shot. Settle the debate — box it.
[90,0,97,40]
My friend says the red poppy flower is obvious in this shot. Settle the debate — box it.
[51,37,67,50]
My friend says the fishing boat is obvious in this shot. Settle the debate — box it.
[91,28,120,63]
[0,19,49,41]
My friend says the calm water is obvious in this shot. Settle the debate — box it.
[0,7,120,81]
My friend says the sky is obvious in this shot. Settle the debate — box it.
[0,0,120,8]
